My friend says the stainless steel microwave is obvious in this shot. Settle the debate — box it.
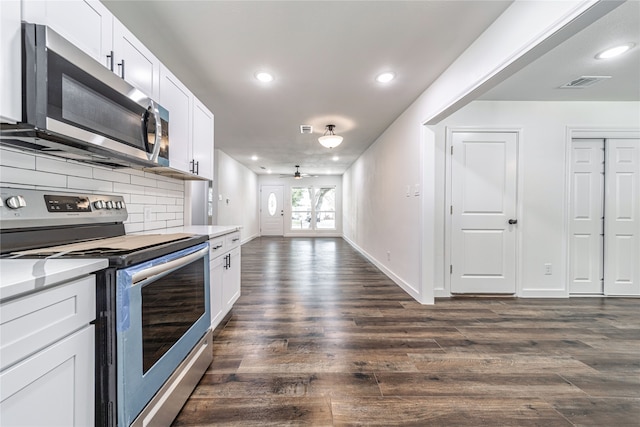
[0,23,169,168]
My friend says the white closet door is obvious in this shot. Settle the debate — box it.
[604,138,640,295]
[569,139,604,294]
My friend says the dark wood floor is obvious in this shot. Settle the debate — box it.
[173,237,640,426]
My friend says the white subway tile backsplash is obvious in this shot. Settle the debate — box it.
[113,182,146,195]
[93,168,131,184]
[156,197,176,205]
[36,156,93,178]
[128,213,144,223]
[157,180,185,191]
[131,175,158,188]
[1,150,186,232]
[0,166,67,187]
[157,212,175,221]
[143,220,166,230]
[68,176,113,192]
[131,195,157,205]
[126,204,144,213]
[124,223,144,233]
[1,148,36,169]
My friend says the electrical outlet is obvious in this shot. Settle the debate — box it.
[387,251,391,261]
[544,263,552,275]
[143,206,152,221]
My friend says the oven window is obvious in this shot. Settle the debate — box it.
[140,258,205,373]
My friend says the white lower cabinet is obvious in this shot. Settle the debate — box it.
[209,231,241,330]
[0,326,94,426]
[0,275,97,427]
[223,247,241,308]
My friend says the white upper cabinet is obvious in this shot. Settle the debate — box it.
[160,64,192,174]
[22,0,113,67]
[23,1,159,100]
[1,0,21,122]
[112,20,160,100]
[192,98,214,180]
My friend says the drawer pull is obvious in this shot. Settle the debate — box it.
[212,244,223,250]
[232,238,239,242]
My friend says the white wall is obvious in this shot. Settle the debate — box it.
[215,149,259,243]
[0,147,185,233]
[432,100,640,297]
[258,174,342,237]
[342,0,629,304]
[343,102,426,301]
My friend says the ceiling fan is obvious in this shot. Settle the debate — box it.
[280,165,309,179]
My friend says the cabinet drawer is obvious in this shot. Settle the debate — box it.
[209,237,225,261]
[0,275,96,371]
[225,231,241,250]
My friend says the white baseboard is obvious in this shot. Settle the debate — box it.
[342,235,423,303]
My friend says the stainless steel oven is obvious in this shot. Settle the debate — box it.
[116,243,210,426]
[0,188,212,427]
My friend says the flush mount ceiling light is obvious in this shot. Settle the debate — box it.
[375,72,395,83]
[318,124,343,149]
[595,43,635,59]
[255,72,274,82]
[251,155,258,161]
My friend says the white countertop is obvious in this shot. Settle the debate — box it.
[141,225,241,240]
[0,258,108,302]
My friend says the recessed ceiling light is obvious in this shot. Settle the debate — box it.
[267,169,272,174]
[251,155,258,161]
[255,72,274,82]
[595,43,635,60]
[376,72,395,83]
[332,156,339,161]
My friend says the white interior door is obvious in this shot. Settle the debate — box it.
[569,139,604,294]
[260,185,284,236]
[450,132,518,294]
[605,138,640,295]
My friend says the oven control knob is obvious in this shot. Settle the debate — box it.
[106,200,114,209]
[94,200,106,210]
[5,195,27,209]
[115,201,124,209]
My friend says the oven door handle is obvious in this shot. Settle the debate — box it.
[131,246,208,285]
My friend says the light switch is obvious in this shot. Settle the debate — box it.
[218,194,223,201]
[406,185,411,197]
[414,184,420,196]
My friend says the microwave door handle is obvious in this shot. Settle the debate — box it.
[131,246,209,285]
[147,100,162,162]
[140,101,162,162]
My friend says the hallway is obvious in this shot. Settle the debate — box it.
[174,237,639,426]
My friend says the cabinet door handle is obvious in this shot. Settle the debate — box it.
[189,159,195,174]
[106,50,114,71]
[118,59,125,79]
[195,161,199,175]
[508,219,518,225]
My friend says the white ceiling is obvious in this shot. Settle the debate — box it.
[102,1,639,177]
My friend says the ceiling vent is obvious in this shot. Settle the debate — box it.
[300,125,313,134]
[560,75,611,88]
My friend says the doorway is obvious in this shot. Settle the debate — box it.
[448,131,518,294]
[260,185,284,236]
[568,138,640,296]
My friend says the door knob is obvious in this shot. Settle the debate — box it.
[508,219,518,225]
